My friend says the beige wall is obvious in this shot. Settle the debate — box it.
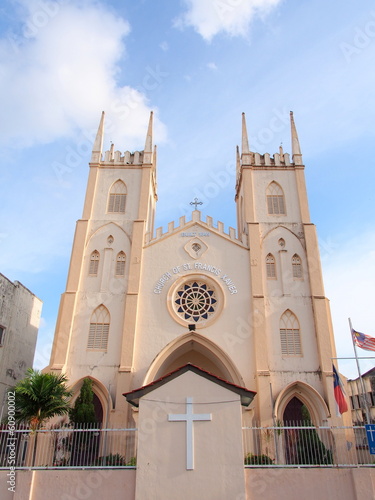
[0,469,136,500]
[135,222,253,390]
[245,468,375,500]
[135,370,246,500]
[1,468,374,500]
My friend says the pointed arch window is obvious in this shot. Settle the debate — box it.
[280,310,301,355]
[292,254,303,279]
[115,251,126,276]
[107,180,127,213]
[89,251,100,276]
[266,253,276,279]
[87,305,110,351]
[266,182,286,215]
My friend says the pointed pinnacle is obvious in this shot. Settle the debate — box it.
[144,111,153,153]
[241,112,250,155]
[290,111,302,158]
[91,111,105,162]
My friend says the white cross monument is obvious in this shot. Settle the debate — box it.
[168,396,212,470]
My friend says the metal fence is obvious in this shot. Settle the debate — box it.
[0,425,137,469]
[1,424,374,469]
[243,424,375,467]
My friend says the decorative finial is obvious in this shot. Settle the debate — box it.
[190,198,203,210]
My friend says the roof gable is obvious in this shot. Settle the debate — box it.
[124,363,256,407]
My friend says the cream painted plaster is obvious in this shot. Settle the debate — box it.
[134,370,246,500]
[1,464,374,499]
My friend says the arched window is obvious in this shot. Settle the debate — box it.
[115,251,126,276]
[266,182,286,215]
[107,180,127,213]
[266,253,276,279]
[89,251,100,276]
[280,310,301,355]
[292,254,303,279]
[87,305,110,351]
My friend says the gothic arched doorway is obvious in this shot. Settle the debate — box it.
[283,396,305,424]
[143,332,244,387]
[93,393,103,425]
[283,397,305,464]
[282,397,332,465]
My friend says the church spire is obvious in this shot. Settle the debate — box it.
[144,111,153,153]
[241,112,250,155]
[91,111,105,163]
[143,111,154,165]
[290,111,303,165]
[241,112,251,166]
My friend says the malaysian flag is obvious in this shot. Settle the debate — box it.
[351,329,375,352]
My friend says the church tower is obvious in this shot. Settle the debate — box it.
[48,112,157,425]
[235,112,338,424]
[48,111,343,429]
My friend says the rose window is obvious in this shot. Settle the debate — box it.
[174,280,217,323]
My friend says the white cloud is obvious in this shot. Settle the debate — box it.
[0,1,167,149]
[175,0,282,41]
[207,62,218,70]
[160,41,169,51]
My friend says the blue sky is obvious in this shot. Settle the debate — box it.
[1,0,375,378]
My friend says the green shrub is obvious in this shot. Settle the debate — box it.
[244,453,274,465]
[93,453,126,466]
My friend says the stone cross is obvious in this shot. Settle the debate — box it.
[168,397,212,470]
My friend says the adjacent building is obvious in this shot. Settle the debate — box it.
[348,367,375,425]
[0,274,42,417]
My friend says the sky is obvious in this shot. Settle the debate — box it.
[0,0,375,379]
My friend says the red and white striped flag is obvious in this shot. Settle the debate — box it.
[351,329,375,352]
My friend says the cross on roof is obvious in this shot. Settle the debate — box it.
[190,198,203,210]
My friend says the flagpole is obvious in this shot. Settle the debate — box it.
[349,318,371,424]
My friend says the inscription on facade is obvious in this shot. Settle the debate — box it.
[181,232,210,237]
[153,262,238,295]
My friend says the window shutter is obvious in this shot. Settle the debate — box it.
[107,194,115,213]
[87,323,109,350]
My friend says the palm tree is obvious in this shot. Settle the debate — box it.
[13,368,72,465]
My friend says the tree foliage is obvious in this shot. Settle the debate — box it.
[69,377,97,425]
[69,378,99,466]
[13,368,72,430]
[296,405,333,465]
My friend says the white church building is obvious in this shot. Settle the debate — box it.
[48,110,341,429]
[14,111,372,500]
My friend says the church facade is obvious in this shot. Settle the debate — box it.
[47,110,342,430]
